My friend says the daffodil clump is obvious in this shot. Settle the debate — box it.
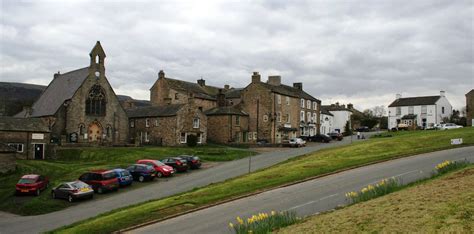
[345,177,401,203]
[435,160,468,175]
[228,211,299,234]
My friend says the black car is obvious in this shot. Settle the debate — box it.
[161,157,189,172]
[356,126,370,132]
[327,132,343,141]
[51,181,94,203]
[179,155,202,169]
[126,164,157,182]
[305,134,332,143]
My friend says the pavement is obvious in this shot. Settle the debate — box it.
[131,146,474,234]
[0,136,358,234]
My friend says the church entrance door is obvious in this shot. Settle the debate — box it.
[88,122,102,142]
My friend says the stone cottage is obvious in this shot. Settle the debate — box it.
[466,89,474,127]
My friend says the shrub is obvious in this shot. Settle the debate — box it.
[346,177,401,204]
[229,211,299,234]
[186,134,198,147]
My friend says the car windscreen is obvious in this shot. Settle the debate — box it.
[120,170,130,176]
[71,181,89,189]
[17,178,36,184]
[102,172,117,180]
[153,160,166,166]
[192,156,199,160]
[145,165,154,171]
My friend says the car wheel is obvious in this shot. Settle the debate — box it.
[156,172,163,178]
[97,187,104,194]
[68,195,73,203]
[139,176,145,182]
[35,189,40,196]
[52,192,56,199]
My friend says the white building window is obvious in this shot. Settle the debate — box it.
[307,112,312,123]
[396,107,401,116]
[307,100,311,109]
[235,116,240,125]
[286,113,290,123]
[180,132,187,143]
[313,102,317,110]
[277,94,281,104]
[313,113,317,122]
[442,106,445,114]
[155,118,159,127]
[421,105,427,114]
[130,120,135,128]
[286,96,290,105]
[253,132,257,140]
[277,112,282,122]
[145,118,150,128]
[300,111,305,122]
[144,132,149,142]
[408,106,414,115]
[8,143,23,153]
[197,133,202,144]
[301,99,305,108]
[193,118,200,128]
[248,132,253,141]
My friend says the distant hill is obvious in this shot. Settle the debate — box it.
[0,82,46,116]
[0,82,151,116]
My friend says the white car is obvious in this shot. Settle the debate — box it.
[441,123,463,130]
[288,138,306,147]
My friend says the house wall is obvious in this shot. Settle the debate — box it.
[241,83,274,143]
[467,91,474,127]
[388,104,446,129]
[299,99,321,136]
[320,114,334,135]
[0,131,50,159]
[329,110,352,133]
[0,152,16,173]
[435,96,453,123]
[207,115,249,144]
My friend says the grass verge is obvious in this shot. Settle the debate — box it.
[0,145,256,215]
[51,128,474,233]
[277,165,474,233]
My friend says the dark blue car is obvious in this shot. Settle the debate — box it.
[126,164,157,182]
[112,169,133,187]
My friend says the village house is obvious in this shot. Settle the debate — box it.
[239,72,320,144]
[321,103,354,134]
[388,91,453,130]
[0,117,51,160]
[15,41,129,145]
[127,100,207,146]
[320,109,334,135]
[466,89,474,127]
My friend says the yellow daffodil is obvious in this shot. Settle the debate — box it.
[271,211,276,216]
[229,223,234,228]
[236,216,243,224]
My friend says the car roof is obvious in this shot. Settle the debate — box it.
[132,163,150,167]
[91,169,114,174]
[22,174,40,179]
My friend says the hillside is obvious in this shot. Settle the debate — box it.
[0,82,46,116]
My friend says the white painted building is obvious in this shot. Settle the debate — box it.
[321,103,353,133]
[320,109,334,135]
[388,91,453,130]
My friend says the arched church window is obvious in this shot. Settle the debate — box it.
[85,85,107,116]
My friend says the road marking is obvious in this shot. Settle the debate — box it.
[287,193,339,211]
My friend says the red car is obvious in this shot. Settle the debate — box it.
[137,159,175,177]
[15,174,49,196]
[78,170,119,194]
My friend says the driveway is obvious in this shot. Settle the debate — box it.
[0,136,358,233]
[131,146,474,234]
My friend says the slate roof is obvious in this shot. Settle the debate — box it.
[164,77,221,101]
[388,96,441,107]
[0,117,50,132]
[17,67,90,117]
[258,82,320,102]
[466,89,474,96]
[321,105,353,112]
[225,88,243,99]
[320,109,334,116]
[205,106,249,116]
[126,104,184,118]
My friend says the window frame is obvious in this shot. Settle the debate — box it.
[307,100,311,109]
[180,132,187,143]
[193,118,200,129]
[145,118,150,128]
[301,99,305,108]
[300,111,305,122]
[286,96,290,105]
[235,115,240,126]
[277,94,281,105]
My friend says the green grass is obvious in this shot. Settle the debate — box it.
[52,128,474,233]
[0,145,256,215]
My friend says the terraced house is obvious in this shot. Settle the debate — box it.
[240,72,321,144]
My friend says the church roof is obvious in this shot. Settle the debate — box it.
[388,96,441,107]
[0,117,50,132]
[16,67,90,117]
[126,104,185,118]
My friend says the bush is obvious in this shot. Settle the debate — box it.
[229,211,299,234]
[186,134,198,147]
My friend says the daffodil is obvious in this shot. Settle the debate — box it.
[229,222,234,228]
[236,216,243,225]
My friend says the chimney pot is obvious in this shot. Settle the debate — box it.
[158,70,165,79]
[293,82,303,90]
[197,78,205,86]
[54,71,60,79]
[440,90,445,97]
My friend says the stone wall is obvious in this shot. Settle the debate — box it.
[0,131,50,159]
[207,115,249,144]
[467,91,474,126]
[0,152,16,173]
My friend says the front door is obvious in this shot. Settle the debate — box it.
[88,123,102,142]
[34,144,44,160]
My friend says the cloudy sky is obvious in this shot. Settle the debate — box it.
[1,0,473,111]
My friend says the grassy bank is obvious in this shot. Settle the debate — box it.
[0,145,256,215]
[52,128,474,233]
[278,165,474,233]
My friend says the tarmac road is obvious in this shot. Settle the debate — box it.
[0,136,356,233]
[131,146,474,234]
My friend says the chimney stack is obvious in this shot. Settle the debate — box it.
[217,89,226,107]
[267,75,281,86]
[197,78,205,86]
[224,84,230,90]
[396,93,402,99]
[54,71,60,79]
[440,90,445,97]
[293,82,303,90]
[158,70,165,79]
[251,72,261,83]
[347,103,353,109]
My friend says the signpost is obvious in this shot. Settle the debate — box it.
[451,138,463,145]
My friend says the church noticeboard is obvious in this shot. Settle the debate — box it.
[32,133,44,140]
[69,132,78,143]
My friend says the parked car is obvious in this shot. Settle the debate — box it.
[161,157,189,172]
[78,170,119,194]
[126,164,157,182]
[179,155,202,169]
[288,138,306,147]
[112,169,133,187]
[356,126,370,132]
[136,159,175,177]
[441,123,463,130]
[306,134,332,143]
[51,180,94,202]
[15,174,49,196]
[327,132,343,141]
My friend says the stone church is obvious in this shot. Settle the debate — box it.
[16,41,129,145]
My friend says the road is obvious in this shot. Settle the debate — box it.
[0,136,358,233]
[131,146,474,234]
